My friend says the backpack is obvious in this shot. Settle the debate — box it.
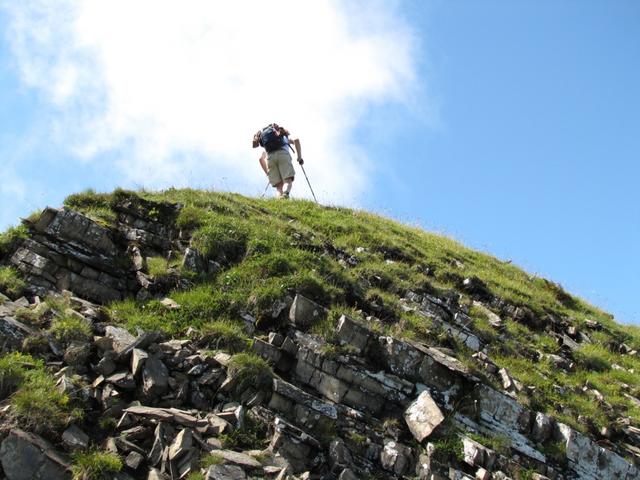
[259,124,288,152]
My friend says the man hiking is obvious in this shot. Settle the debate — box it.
[253,123,303,199]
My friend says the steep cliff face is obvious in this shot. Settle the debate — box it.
[0,189,638,480]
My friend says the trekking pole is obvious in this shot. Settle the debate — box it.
[299,163,318,204]
[259,181,270,199]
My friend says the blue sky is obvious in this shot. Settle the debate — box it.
[1,1,638,324]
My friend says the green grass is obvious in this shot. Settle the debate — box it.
[200,453,224,468]
[219,414,268,450]
[467,432,510,455]
[70,450,122,480]
[0,352,38,399]
[64,189,118,227]
[573,344,613,372]
[0,352,82,433]
[146,254,184,279]
[197,320,251,353]
[49,314,93,343]
[4,186,633,433]
[432,434,465,464]
[176,205,207,231]
[227,353,274,394]
[0,224,28,259]
[0,266,26,298]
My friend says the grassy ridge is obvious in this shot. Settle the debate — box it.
[19,188,640,434]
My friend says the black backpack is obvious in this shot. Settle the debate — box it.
[259,124,287,152]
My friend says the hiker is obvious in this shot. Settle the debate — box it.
[253,123,303,199]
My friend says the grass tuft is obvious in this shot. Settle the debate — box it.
[0,266,26,298]
[0,352,82,433]
[71,450,123,480]
[50,314,93,343]
[227,353,274,394]
[198,320,250,353]
[0,224,28,259]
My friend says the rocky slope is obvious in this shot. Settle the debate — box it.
[0,189,638,480]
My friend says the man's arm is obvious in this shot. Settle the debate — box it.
[258,150,268,175]
[290,137,303,164]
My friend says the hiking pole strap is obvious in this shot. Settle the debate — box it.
[300,164,318,204]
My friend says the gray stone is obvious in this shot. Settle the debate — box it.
[130,246,146,272]
[404,391,445,442]
[281,336,299,356]
[131,348,149,376]
[336,315,372,354]
[147,468,169,480]
[0,429,70,480]
[124,406,208,428]
[378,336,424,381]
[206,464,247,480]
[268,332,285,347]
[415,443,436,480]
[142,356,169,397]
[61,424,89,451]
[269,417,322,474]
[206,450,261,469]
[252,339,284,367]
[476,467,491,480]
[159,297,180,310]
[557,423,639,480]
[476,385,531,434]
[63,341,91,368]
[118,331,162,360]
[95,350,117,376]
[147,423,168,467]
[545,353,574,372]
[472,302,502,328]
[182,248,205,273]
[105,326,136,354]
[498,368,523,394]
[107,371,136,390]
[461,436,497,470]
[271,378,338,420]
[125,451,145,470]
[168,428,192,461]
[380,440,414,476]
[531,412,555,444]
[289,294,327,329]
[338,468,359,480]
[329,439,353,471]
[0,315,33,351]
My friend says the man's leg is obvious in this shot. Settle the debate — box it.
[282,177,294,198]
[274,181,284,197]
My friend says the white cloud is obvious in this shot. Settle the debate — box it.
[3,0,419,202]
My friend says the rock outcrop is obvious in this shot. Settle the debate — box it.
[0,191,638,480]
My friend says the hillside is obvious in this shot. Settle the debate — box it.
[0,188,639,480]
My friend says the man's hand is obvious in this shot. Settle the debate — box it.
[297,158,304,165]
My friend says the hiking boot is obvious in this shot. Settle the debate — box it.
[282,192,290,199]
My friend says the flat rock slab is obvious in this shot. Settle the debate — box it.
[207,449,262,469]
[206,464,247,480]
[124,406,208,428]
[404,390,445,442]
[0,429,70,480]
[105,326,136,353]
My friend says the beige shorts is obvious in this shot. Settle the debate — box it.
[267,149,296,186]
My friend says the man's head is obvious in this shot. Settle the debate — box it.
[252,130,261,148]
